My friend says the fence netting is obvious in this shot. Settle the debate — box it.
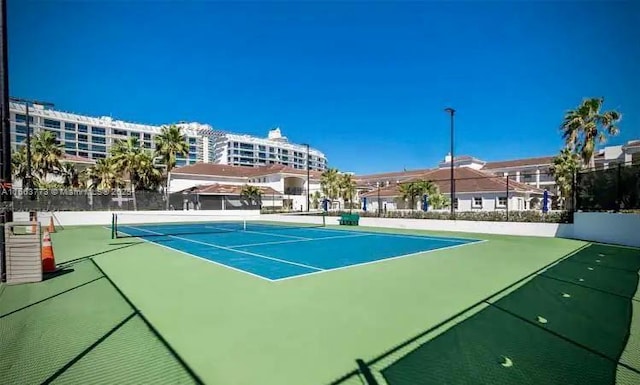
[575,162,640,212]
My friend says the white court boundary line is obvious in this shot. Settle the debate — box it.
[111,228,277,282]
[228,233,373,249]
[272,239,489,282]
[112,224,486,282]
[287,226,479,243]
[128,226,324,272]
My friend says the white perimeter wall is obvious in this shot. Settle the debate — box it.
[13,210,261,227]
[572,212,640,248]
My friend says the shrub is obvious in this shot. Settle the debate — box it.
[322,210,572,223]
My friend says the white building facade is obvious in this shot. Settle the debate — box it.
[208,128,327,171]
[9,102,328,170]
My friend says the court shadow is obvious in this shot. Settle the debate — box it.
[59,241,144,267]
[43,268,75,281]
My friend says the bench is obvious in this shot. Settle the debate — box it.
[339,213,360,226]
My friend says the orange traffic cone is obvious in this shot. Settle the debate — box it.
[41,230,57,273]
[48,217,56,233]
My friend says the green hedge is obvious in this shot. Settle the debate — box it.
[323,210,573,223]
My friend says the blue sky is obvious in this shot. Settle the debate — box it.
[8,1,640,174]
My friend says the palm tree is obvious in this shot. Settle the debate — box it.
[240,184,262,208]
[320,168,340,208]
[398,182,420,210]
[11,146,30,182]
[58,162,80,188]
[338,173,357,213]
[85,158,123,190]
[31,130,63,180]
[427,192,450,210]
[135,150,164,192]
[561,97,622,168]
[110,137,145,210]
[550,148,582,210]
[155,124,189,173]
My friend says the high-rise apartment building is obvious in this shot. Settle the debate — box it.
[9,102,328,170]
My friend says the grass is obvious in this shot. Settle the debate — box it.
[1,223,638,385]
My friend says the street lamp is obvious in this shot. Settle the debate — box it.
[377,181,381,217]
[302,143,310,212]
[10,97,54,200]
[444,107,455,219]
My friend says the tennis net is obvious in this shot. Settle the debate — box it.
[111,211,326,239]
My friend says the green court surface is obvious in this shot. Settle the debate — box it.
[1,224,640,385]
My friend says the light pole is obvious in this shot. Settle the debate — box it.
[377,181,381,217]
[1,0,11,282]
[444,107,455,219]
[303,143,310,212]
[10,97,54,200]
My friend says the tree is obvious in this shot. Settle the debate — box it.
[134,150,164,192]
[11,146,30,182]
[58,162,80,188]
[155,124,189,173]
[311,191,321,209]
[427,191,450,209]
[550,148,582,209]
[31,130,63,180]
[398,182,418,210]
[240,184,262,208]
[338,173,357,213]
[561,97,621,168]
[320,168,340,206]
[110,137,145,210]
[85,158,123,190]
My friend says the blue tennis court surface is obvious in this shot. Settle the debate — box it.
[116,223,483,281]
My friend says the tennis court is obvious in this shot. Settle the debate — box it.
[2,216,640,385]
[112,214,482,280]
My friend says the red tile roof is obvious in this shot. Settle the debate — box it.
[360,167,548,198]
[172,163,322,179]
[482,156,554,170]
[354,168,434,184]
[179,183,282,196]
[62,154,96,164]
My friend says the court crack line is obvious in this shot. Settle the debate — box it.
[128,226,325,272]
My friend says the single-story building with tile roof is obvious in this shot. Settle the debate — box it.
[359,166,550,213]
[172,183,283,210]
[169,163,323,211]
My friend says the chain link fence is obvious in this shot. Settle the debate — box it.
[575,161,640,212]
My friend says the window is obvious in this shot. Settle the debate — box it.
[233,142,238,148]
[15,134,26,143]
[91,145,106,153]
[258,152,266,158]
[78,124,88,133]
[189,146,197,153]
[188,137,196,144]
[15,125,27,134]
[130,131,140,137]
[78,151,88,158]
[65,133,76,141]
[91,127,105,135]
[64,122,76,130]
[15,114,33,123]
[65,142,75,149]
[92,136,106,144]
[113,129,127,136]
[189,153,197,160]
[143,141,152,149]
[43,119,61,129]
[258,145,266,151]
[78,143,89,150]
[472,197,483,208]
[78,134,88,142]
[65,150,76,156]
[144,133,151,140]
[497,197,507,207]
[92,153,106,159]
[240,143,253,150]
